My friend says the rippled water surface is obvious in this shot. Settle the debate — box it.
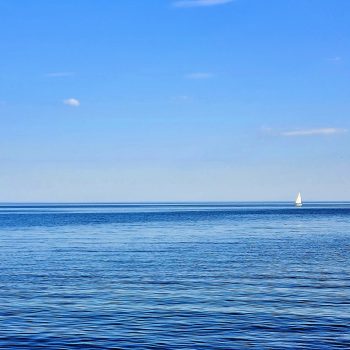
[0,202,350,349]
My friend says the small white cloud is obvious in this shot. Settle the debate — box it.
[173,0,233,8]
[281,128,347,137]
[185,72,214,79]
[46,72,75,78]
[63,98,80,107]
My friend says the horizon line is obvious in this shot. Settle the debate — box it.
[0,200,349,205]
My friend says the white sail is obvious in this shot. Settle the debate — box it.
[295,192,302,207]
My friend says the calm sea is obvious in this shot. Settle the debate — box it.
[0,203,349,349]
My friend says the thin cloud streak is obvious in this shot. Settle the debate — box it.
[281,128,347,137]
[171,95,192,102]
[46,72,75,78]
[185,72,214,79]
[63,98,80,107]
[327,56,342,63]
[173,0,233,8]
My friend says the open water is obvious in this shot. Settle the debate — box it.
[0,203,349,349]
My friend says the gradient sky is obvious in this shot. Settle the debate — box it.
[1,0,349,202]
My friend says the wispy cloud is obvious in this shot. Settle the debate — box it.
[327,56,342,63]
[281,128,347,137]
[171,95,192,102]
[46,72,75,78]
[173,0,233,8]
[63,98,80,107]
[185,72,214,79]
[260,126,273,134]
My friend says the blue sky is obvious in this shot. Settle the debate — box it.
[1,0,349,201]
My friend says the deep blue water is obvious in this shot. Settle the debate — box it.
[0,202,349,349]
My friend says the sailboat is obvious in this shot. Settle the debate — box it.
[295,192,302,207]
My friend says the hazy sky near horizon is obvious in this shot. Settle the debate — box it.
[1,0,350,201]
